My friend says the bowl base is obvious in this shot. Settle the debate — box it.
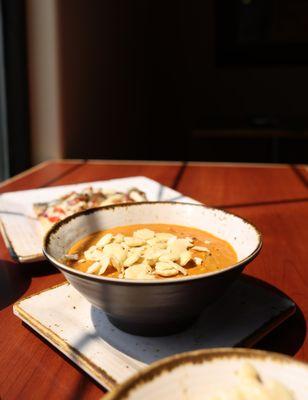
[107,315,199,336]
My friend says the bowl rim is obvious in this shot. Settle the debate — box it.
[42,201,262,285]
[104,347,308,400]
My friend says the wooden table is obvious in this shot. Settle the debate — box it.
[0,160,307,400]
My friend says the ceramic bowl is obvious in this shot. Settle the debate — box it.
[43,202,262,335]
[105,348,308,400]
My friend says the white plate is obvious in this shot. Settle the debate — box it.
[13,276,295,390]
[0,176,196,262]
[105,348,308,400]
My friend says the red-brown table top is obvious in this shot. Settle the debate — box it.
[0,160,307,400]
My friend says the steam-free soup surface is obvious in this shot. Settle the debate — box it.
[66,224,237,279]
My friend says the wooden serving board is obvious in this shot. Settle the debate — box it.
[13,275,295,391]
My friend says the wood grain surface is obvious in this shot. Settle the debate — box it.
[47,161,183,188]
[0,160,83,193]
[293,165,308,187]
[177,163,308,207]
[0,160,307,400]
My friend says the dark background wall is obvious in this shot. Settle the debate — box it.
[55,0,308,163]
[57,1,189,161]
[2,0,30,175]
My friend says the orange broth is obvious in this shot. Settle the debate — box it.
[66,224,237,278]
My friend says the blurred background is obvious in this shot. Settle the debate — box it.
[0,0,308,180]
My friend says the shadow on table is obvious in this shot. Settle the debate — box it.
[22,259,60,277]
[0,260,31,310]
[241,275,306,357]
[0,259,60,310]
[254,306,306,356]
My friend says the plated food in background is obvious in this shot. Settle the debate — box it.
[64,224,237,279]
[33,186,147,231]
[43,202,262,335]
[105,349,307,400]
[0,176,194,263]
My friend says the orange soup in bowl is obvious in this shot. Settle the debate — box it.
[64,224,237,280]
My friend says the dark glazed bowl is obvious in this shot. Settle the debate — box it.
[43,202,262,336]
